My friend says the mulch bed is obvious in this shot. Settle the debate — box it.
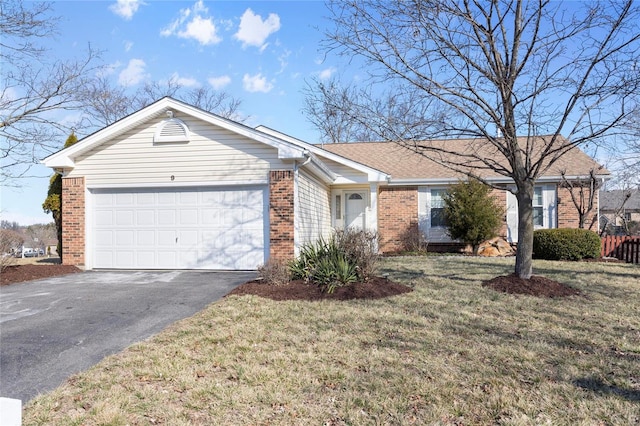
[1,264,579,299]
[227,276,413,301]
[482,274,581,298]
[1,264,82,286]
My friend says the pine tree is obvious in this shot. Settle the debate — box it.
[42,132,78,259]
[443,179,504,255]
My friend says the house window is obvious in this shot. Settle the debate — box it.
[335,195,341,220]
[430,189,447,227]
[533,187,543,227]
[624,212,631,222]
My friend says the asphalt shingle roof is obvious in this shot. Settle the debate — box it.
[320,136,608,181]
[599,189,640,211]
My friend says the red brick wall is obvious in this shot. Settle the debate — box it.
[269,170,295,260]
[557,186,599,230]
[378,186,418,253]
[491,188,509,239]
[62,177,85,267]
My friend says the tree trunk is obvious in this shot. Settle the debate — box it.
[514,182,534,279]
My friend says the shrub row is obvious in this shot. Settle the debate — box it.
[533,229,600,261]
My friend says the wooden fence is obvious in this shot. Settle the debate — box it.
[601,236,640,264]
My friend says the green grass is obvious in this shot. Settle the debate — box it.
[24,257,640,425]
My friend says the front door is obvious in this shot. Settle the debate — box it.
[345,192,366,229]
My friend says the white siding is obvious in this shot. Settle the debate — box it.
[320,158,369,184]
[296,171,331,250]
[69,115,291,186]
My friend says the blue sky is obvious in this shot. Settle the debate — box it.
[3,0,346,225]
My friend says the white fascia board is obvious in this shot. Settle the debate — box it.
[301,156,336,184]
[42,98,307,170]
[256,125,389,183]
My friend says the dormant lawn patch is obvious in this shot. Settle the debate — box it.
[24,257,639,425]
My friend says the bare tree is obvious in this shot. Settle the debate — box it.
[303,76,447,143]
[1,0,101,183]
[25,222,56,251]
[81,75,132,128]
[560,169,601,230]
[81,74,246,127]
[302,77,375,143]
[314,0,640,279]
[182,87,243,121]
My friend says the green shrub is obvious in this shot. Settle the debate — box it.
[443,179,504,254]
[289,229,379,293]
[533,229,601,261]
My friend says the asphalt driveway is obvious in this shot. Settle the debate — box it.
[0,270,254,402]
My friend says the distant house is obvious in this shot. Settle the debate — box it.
[599,189,640,235]
[43,97,608,270]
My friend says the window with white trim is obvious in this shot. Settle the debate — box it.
[430,189,447,227]
[533,186,544,227]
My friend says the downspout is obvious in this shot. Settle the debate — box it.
[292,151,312,256]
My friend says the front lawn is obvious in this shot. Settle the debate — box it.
[24,257,640,425]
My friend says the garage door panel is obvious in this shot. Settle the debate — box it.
[137,193,155,205]
[179,230,199,246]
[116,210,134,226]
[136,210,155,226]
[115,193,134,206]
[115,230,134,246]
[158,230,177,246]
[157,192,176,205]
[137,230,155,245]
[158,251,177,268]
[180,192,198,205]
[179,209,198,225]
[116,251,135,268]
[95,211,113,226]
[158,209,176,226]
[137,251,155,268]
[92,186,266,269]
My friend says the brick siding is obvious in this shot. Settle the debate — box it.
[557,186,599,230]
[378,186,418,253]
[62,177,85,267]
[491,188,509,239]
[269,170,295,260]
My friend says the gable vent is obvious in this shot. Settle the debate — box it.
[154,117,190,143]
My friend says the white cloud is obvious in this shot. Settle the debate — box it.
[118,59,148,87]
[234,8,280,49]
[109,0,144,20]
[208,75,231,89]
[171,73,199,88]
[318,67,337,81]
[277,49,290,74]
[243,73,273,93]
[161,1,221,46]
[180,15,220,45]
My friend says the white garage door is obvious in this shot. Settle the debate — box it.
[92,186,266,270]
